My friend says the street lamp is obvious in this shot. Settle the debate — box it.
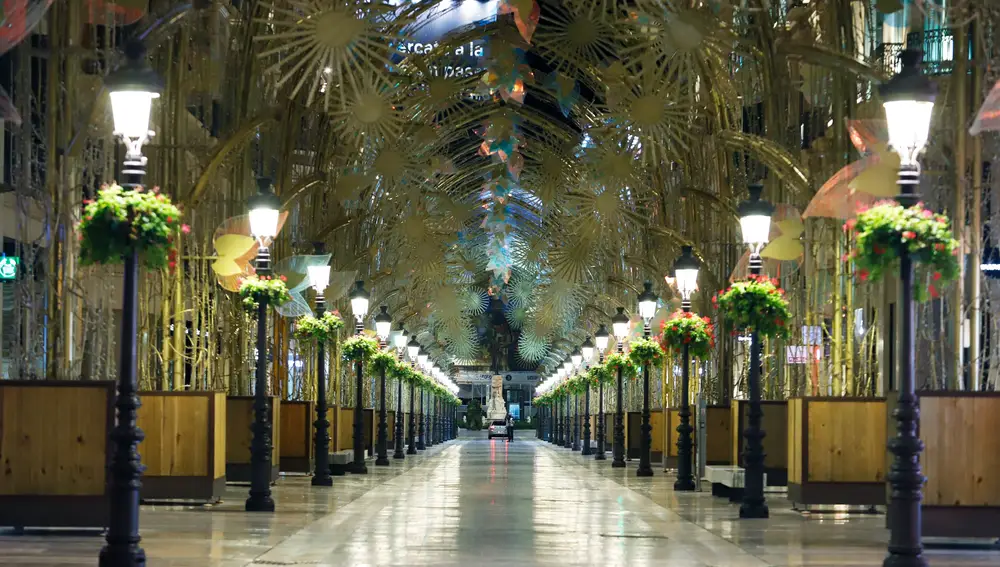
[307,243,333,487]
[737,184,774,519]
[571,348,582,452]
[881,48,935,567]
[406,338,420,454]
[100,39,162,567]
[581,337,595,456]
[374,306,392,466]
[562,360,574,449]
[393,326,408,460]
[636,282,658,477]
[594,325,610,461]
[349,280,370,474]
[417,350,428,450]
[673,246,700,492]
[244,178,281,513]
[611,307,629,468]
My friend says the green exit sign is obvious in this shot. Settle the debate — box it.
[0,256,18,281]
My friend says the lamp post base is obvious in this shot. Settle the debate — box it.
[883,555,928,567]
[99,545,146,567]
[738,502,769,519]
[594,452,606,461]
[636,466,653,477]
[611,460,626,468]
[350,462,368,475]
[673,477,696,491]
[245,494,276,512]
[311,475,333,487]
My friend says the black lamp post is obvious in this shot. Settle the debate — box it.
[611,307,629,468]
[581,338,594,456]
[737,184,774,518]
[244,178,281,512]
[349,280,370,474]
[374,306,392,466]
[407,340,420,454]
[562,362,573,449]
[571,349,583,451]
[594,325,609,461]
[881,49,935,567]
[307,244,333,487]
[393,327,408,460]
[636,282,658,478]
[417,356,427,450]
[100,40,162,567]
[673,246,700,492]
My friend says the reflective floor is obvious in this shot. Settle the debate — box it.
[1,433,998,566]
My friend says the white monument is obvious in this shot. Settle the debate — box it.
[485,375,507,421]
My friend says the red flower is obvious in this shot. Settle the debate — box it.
[929,284,939,299]
[181,224,191,234]
[279,275,288,282]
[859,269,869,282]
[702,316,710,324]
[168,260,177,270]
[844,218,857,232]
[932,272,941,281]
[166,217,173,223]
[902,231,916,240]
[934,243,945,252]
[874,245,885,254]
[776,319,784,326]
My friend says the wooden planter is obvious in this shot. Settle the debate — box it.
[665,405,732,470]
[336,407,374,457]
[887,392,1000,538]
[226,396,281,483]
[278,401,335,473]
[0,381,113,529]
[731,400,788,486]
[137,391,226,503]
[787,397,886,508]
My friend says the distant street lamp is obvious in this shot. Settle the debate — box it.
[581,337,594,456]
[417,351,428,450]
[244,178,281,512]
[594,325,609,461]
[393,327,408,460]
[349,281,370,474]
[100,39,163,567]
[407,339,420,455]
[636,282,658,478]
[571,348,583,451]
[881,49,936,567]
[611,307,629,468]
[307,243,333,487]
[738,184,774,519]
[374,306,392,466]
[673,246,700,492]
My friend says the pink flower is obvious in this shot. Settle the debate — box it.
[181,224,191,234]
[922,209,933,218]
[859,269,869,282]
[902,231,916,240]
[933,272,941,281]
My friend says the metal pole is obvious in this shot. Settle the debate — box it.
[352,320,368,474]
[637,322,654,477]
[572,393,581,451]
[407,384,417,454]
[375,351,389,466]
[740,256,767,518]
[595,375,606,460]
[417,388,426,450]
[884,165,926,566]
[675,300,695,490]
[100,249,146,566]
[312,291,332,486]
[612,339,626,468]
[246,247,275,511]
[394,375,405,459]
[582,385,592,455]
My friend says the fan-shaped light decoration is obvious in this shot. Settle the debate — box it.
[517,329,549,363]
[2,1,55,56]
[730,204,803,281]
[970,79,1000,135]
[272,254,332,318]
[328,72,407,143]
[804,119,895,219]
[211,212,289,291]
[533,0,617,77]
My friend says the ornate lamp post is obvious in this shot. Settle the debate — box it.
[562,362,573,449]
[738,184,774,518]
[594,325,609,461]
[100,40,162,567]
[571,348,583,451]
[307,245,333,487]
[636,282,658,477]
[611,307,629,468]
[673,246,700,491]
[374,306,392,466]
[882,49,935,567]
[244,178,281,512]
[581,338,594,456]
[349,281,370,474]
[417,351,428,450]
[406,339,420,454]
[393,327,408,460]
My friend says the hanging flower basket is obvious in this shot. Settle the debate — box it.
[565,375,588,395]
[713,275,792,339]
[78,184,188,269]
[845,200,960,301]
[370,351,397,374]
[587,364,613,387]
[293,311,344,344]
[628,337,665,367]
[660,311,715,360]
[391,361,416,384]
[239,275,291,313]
[604,352,637,380]
[341,335,380,362]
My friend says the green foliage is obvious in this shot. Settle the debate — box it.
[713,275,792,340]
[293,311,345,344]
[565,374,588,395]
[341,335,380,362]
[586,364,613,387]
[846,201,960,301]
[78,184,186,269]
[390,361,416,384]
[466,399,484,430]
[628,337,665,367]
[660,311,715,360]
[604,352,638,380]
[370,351,397,374]
[239,276,292,313]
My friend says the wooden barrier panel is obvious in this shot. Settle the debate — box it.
[704,405,732,465]
[226,396,281,483]
[138,391,226,502]
[663,409,681,468]
[786,397,886,507]
[650,409,664,461]
[279,401,312,473]
[731,400,788,486]
[0,381,113,529]
[907,392,1000,538]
